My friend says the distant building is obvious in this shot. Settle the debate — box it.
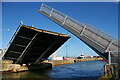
[49,53,63,60]
[77,54,85,59]
[85,55,93,59]
[52,56,63,60]
[77,53,94,59]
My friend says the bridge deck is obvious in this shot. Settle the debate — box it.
[38,4,120,60]
[3,25,70,64]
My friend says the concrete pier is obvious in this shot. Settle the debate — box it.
[1,60,52,73]
[99,64,118,80]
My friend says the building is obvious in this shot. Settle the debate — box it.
[51,56,63,60]
[50,53,63,60]
[77,54,85,59]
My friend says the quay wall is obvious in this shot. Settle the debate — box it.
[43,58,103,66]
[74,58,102,62]
[1,58,102,72]
[48,59,74,66]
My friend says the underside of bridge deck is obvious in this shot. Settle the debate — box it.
[38,4,120,61]
[3,25,70,64]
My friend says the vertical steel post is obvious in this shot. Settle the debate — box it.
[49,8,53,17]
[80,25,86,35]
[109,51,111,65]
[40,4,44,11]
[63,15,67,25]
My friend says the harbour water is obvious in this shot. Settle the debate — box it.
[2,60,106,80]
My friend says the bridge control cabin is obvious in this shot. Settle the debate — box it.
[3,24,70,64]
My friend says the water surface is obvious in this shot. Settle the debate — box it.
[2,60,106,80]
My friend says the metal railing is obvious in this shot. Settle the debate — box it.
[39,4,120,53]
[2,22,23,60]
[40,4,119,44]
[108,51,120,65]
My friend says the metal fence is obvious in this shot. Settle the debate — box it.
[40,4,119,45]
[108,51,120,65]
